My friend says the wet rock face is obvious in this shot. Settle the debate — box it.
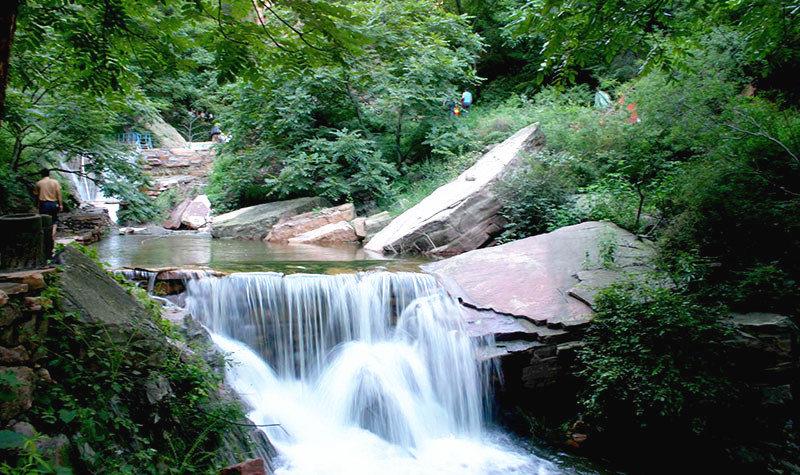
[211,197,329,240]
[365,123,544,256]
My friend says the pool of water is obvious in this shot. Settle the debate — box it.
[94,233,431,274]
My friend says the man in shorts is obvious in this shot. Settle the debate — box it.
[33,168,63,241]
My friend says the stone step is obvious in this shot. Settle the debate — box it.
[0,282,29,296]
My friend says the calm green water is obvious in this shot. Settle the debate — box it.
[94,233,430,274]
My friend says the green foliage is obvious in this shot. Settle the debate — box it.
[208,0,482,211]
[18,271,246,473]
[0,437,65,475]
[267,129,397,204]
[578,283,738,439]
[497,151,576,242]
[508,1,799,85]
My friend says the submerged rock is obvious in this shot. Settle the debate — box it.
[266,203,355,242]
[211,197,328,240]
[365,123,544,256]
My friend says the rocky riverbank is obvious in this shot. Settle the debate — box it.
[0,247,274,472]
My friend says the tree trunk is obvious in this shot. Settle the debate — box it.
[0,1,20,125]
[395,105,403,165]
[635,184,645,230]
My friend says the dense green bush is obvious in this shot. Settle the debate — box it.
[578,283,740,443]
[266,129,397,204]
[497,151,576,241]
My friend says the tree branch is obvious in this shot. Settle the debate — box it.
[251,0,296,52]
[259,0,329,53]
[50,167,101,184]
[726,110,799,164]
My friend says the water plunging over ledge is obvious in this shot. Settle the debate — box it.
[185,271,564,474]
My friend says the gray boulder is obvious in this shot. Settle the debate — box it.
[365,123,544,256]
[728,313,798,383]
[57,247,166,357]
[363,211,392,242]
[211,197,328,240]
[142,114,188,148]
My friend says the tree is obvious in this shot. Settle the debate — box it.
[0,1,21,122]
[208,0,483,210]
[507,0,799,84]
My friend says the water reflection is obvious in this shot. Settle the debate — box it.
[94,234,429,273]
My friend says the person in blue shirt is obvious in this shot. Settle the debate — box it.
[461,90,473,111]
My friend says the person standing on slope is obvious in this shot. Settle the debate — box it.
[33,168,63,242]
[461,90,473,112]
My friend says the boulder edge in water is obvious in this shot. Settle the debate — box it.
[365,123,544,256]
[211,197,328,240]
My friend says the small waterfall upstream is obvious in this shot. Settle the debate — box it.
[186,272,560,474]
[59,156,121,222]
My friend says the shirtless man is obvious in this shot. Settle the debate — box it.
[33,168,63,241]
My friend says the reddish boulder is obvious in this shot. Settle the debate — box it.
[266,203,356,242]
[163,198,192,230]
[220,458,268,475]
[180,195,212,230]
[287,221,359,244]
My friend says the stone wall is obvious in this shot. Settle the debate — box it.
[140,143,216,198]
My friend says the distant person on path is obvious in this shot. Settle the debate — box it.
[33,168,62,241]
[209,124,222,142]
[461,90,473,111]
[444,97,457,116]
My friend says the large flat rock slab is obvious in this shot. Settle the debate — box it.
[365,123,545,256]
[56,247,165,352]
[211,197,328,240]
[423,221,658,328]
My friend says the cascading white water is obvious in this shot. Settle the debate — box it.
[186,272,561,474]
[59,155,121,222]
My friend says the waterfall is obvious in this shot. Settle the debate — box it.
[59,155,121,222]
[186,272,560,474]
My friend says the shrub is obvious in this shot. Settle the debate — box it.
[266,129,398,204]
[497,150,577,241]
[578,283,740,443]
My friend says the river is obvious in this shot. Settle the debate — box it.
[96,233,606,475]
